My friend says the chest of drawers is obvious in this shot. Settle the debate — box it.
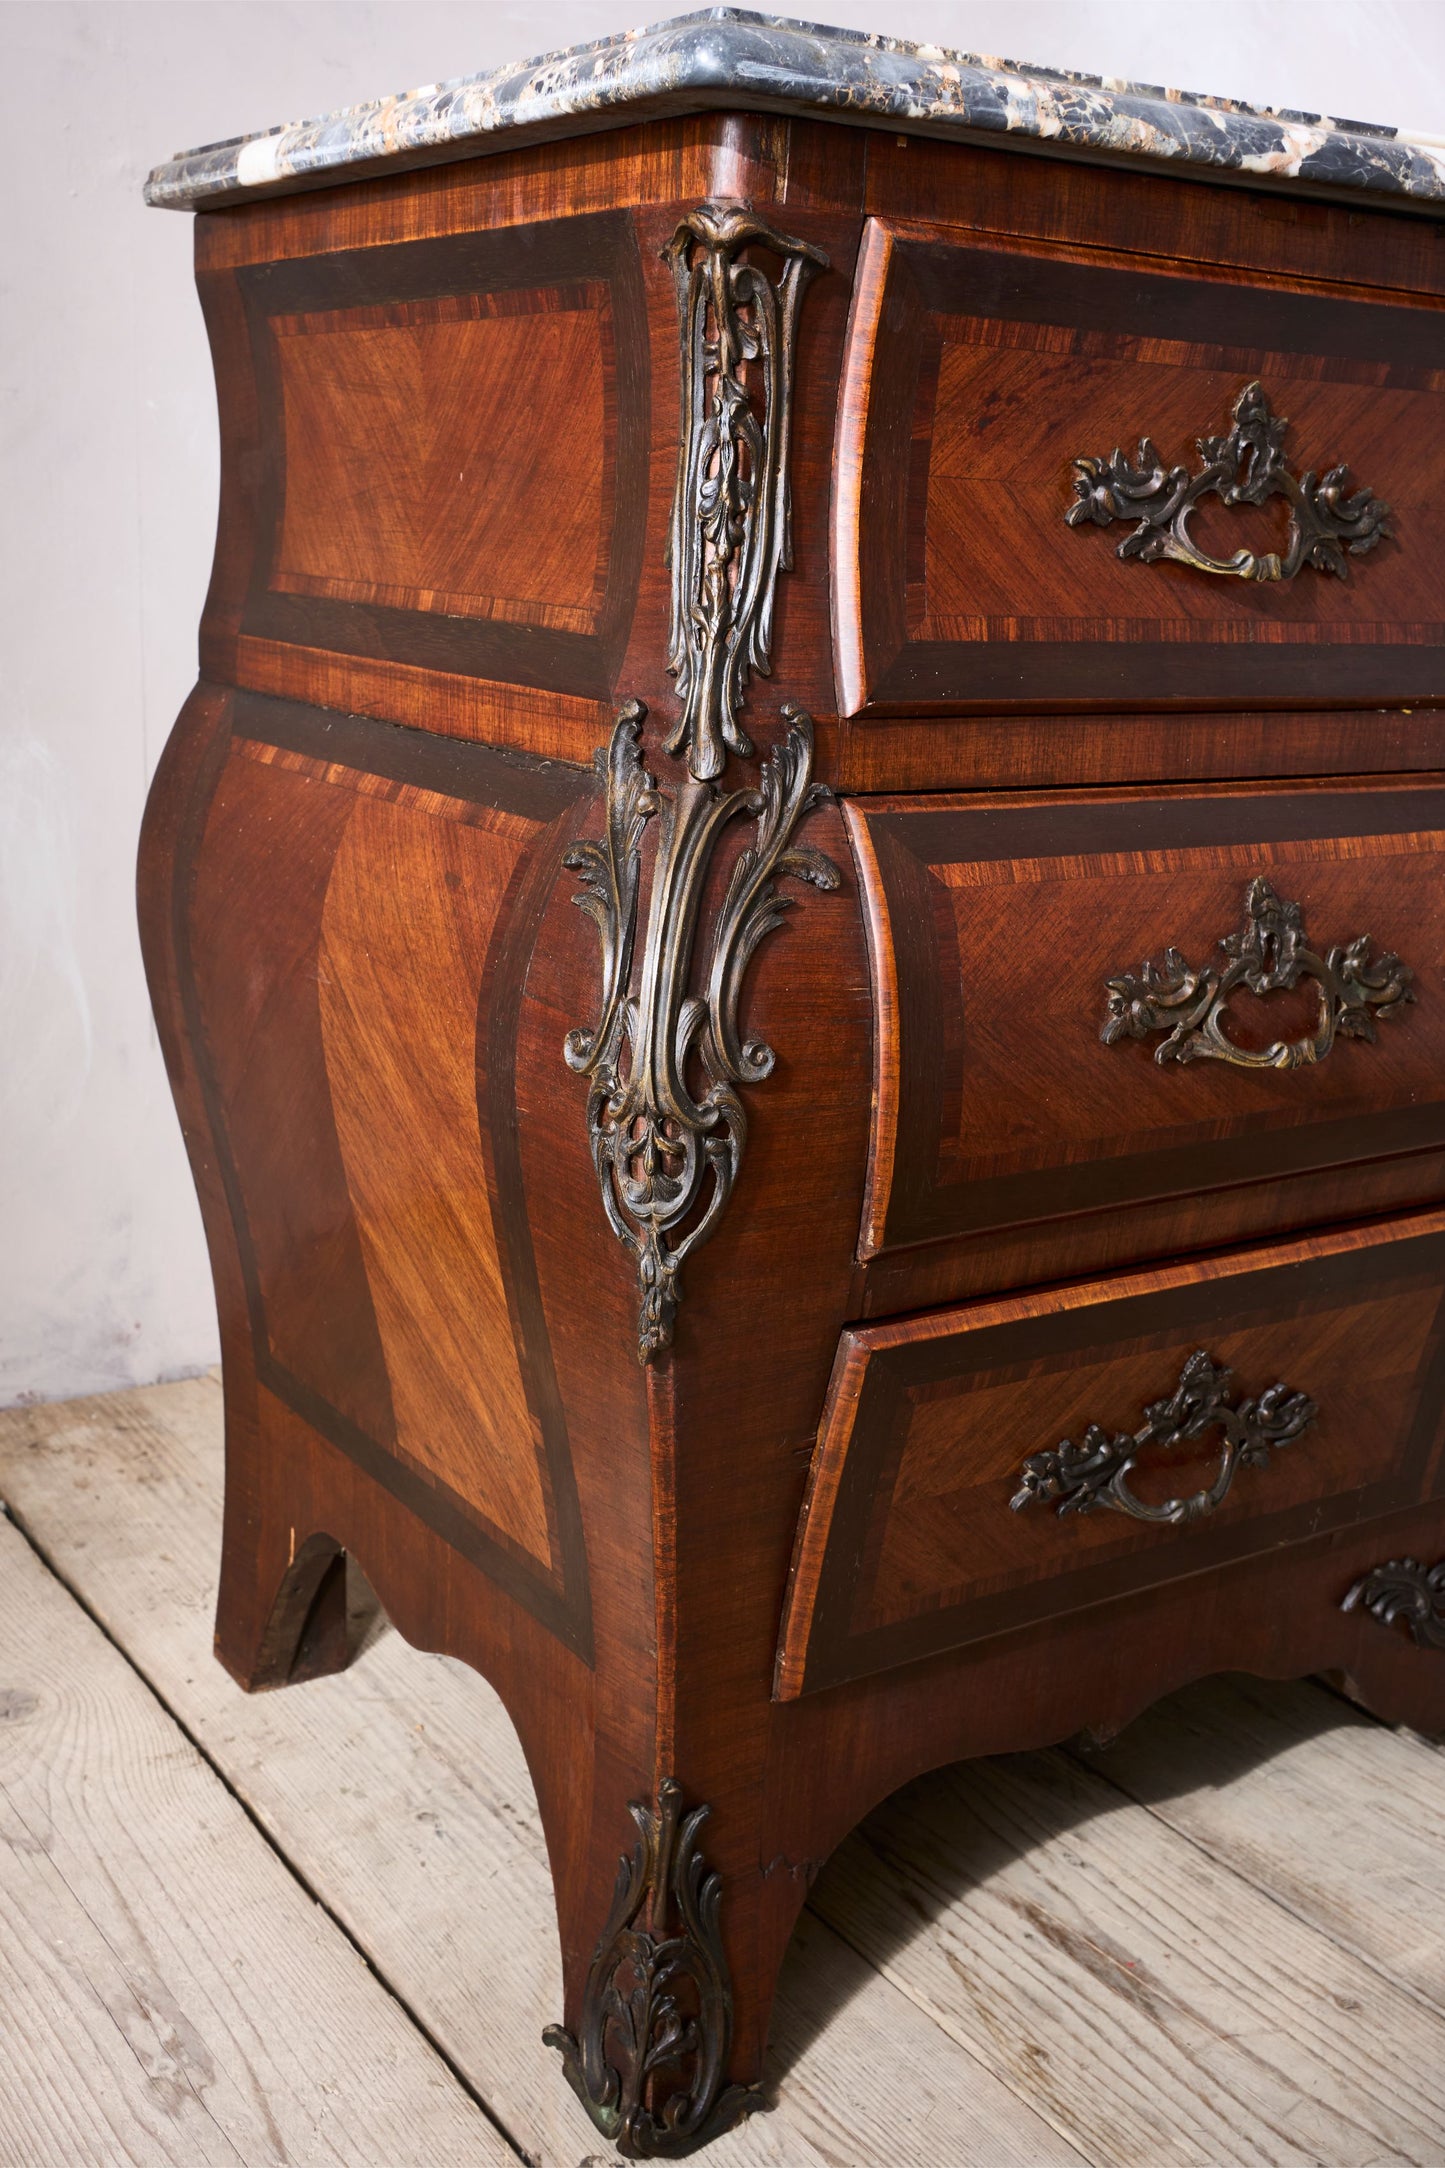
[141,15,1445,2156]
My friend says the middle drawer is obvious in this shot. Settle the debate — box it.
[849,774,1445,1286]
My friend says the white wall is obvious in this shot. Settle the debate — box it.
[4,0,1445,1406]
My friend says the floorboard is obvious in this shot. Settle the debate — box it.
[811,1747,1445,2168]
[0,1507,513,2168]
[1073,1671,1445,2018]
[0,1380,1082,2168]
[4,1377,1444,2166]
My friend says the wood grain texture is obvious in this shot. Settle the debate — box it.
[315,784,551,1565]
[812,1740,1445,2168]
[0,1508,510,2168]
[1076,1671,1445,2015]
[162,689,591,1645]
[848,775,1445,1265]
[141,99,1445,2144]
[193,110,1445,788]
[836,213,1445,717]
[864,132,1445,304]
[193,114,795,272]
[511,752,879,2078]
[227,637,608,762]
[273,289,611,632]
[234,216,649,707]
[781,1208,1445,1697]
[11,1382,1445,2164]
[855,1143,1445,1318]
[813,706,1445,797]
[195,117,862,768]
[0,1378,1091,2168]
[136,666,606,2070]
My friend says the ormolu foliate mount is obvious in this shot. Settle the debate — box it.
[563,203,837,1366]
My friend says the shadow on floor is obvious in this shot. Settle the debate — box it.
[766,1668,1389,2087]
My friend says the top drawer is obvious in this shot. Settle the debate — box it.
[834,216,1445,717]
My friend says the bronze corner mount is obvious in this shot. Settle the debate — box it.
[564,700,838,1365]
[544,1777,758,2158]
[561,197,838,1364]
[1067,379,1392,583]
[664,199,828,786]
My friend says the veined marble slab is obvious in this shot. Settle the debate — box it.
[144,7,1445,211]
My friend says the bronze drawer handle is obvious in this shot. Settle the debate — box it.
[1102,875,1414,1071]
[1066,380,1391,583]
[1342,1557,1445,1651]
[1011,1350,1316,1526]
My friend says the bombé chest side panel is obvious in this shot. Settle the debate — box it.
[165,687,597,1653]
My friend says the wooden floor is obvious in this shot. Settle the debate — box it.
[3,1379,1445,2166]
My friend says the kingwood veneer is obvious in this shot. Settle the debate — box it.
[141,13,1445,2155]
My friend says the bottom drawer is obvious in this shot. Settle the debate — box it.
[776,1210,1445,1698]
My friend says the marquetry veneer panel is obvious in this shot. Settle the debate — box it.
[230,212,648,703]
[848,776,1445,1263]
[273,293,610,634]
[834,215,1445,715]
[778,1210,1445,1697]
[182,689,592,1653]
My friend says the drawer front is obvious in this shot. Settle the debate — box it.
[850,778,1445,1261]
[834,215,1445,717]
[776,1211,1445,1698]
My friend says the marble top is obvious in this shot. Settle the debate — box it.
[144,8,1445,212]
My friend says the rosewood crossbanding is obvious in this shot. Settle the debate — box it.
[141,27,1445,2159]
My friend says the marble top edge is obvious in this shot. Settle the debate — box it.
[143,7,1445,210]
